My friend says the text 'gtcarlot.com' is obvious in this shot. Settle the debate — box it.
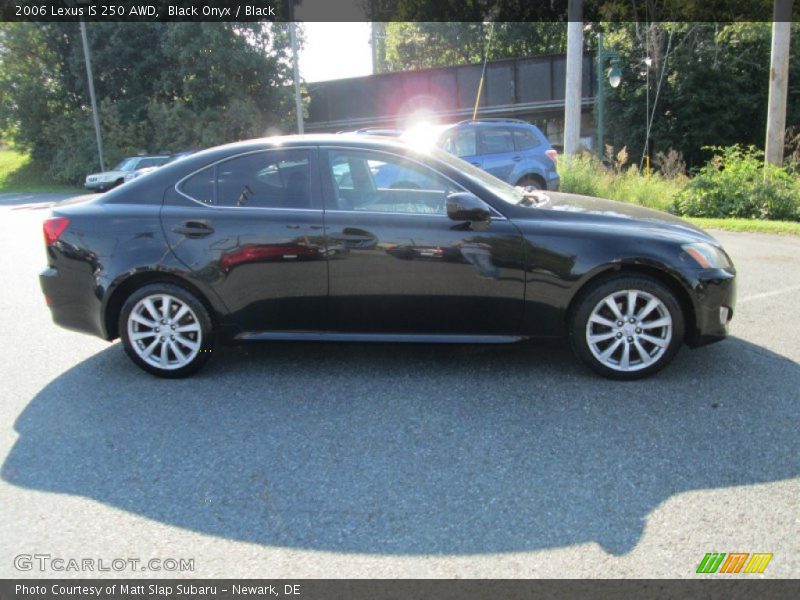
[14,554,194,572]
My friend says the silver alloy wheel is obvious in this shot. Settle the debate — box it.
[585,289,673,372]
[126,293,202,370]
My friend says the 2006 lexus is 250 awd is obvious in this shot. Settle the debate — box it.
[40,135,736,379]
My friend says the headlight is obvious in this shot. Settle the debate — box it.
[682,242,731,269]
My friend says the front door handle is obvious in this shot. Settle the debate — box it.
[172,220,214,238]
[512,156,522,162]
[470,162,481,167]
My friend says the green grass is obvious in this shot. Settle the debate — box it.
[0,148,80,194]
[685,217,800,235]
[559,154,683,212]
[558,153,800,235]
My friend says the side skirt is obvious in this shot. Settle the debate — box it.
[234,331,527,344]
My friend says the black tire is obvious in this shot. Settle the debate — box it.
[569,274,685,380]
[517,175,544,191]
[119,283,214,378]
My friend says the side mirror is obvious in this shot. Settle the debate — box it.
[446,192,492,224]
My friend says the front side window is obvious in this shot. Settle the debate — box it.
[114,158,138,171]
[426,147,526,207]
[440,128,477,158]
[178,149,313,209]
[327,150,460,215]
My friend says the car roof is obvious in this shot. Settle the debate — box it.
[190,134,417,156]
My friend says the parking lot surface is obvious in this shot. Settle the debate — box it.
[0,193,798,578]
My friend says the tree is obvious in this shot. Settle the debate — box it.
[0,22,298,183]
[602,22,800,168]
[382,22,567,71]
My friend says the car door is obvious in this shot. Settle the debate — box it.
[320,147,526,336]
[477,127,517,183]
[160,147,329,334]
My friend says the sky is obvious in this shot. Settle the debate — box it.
[298,23,374,83]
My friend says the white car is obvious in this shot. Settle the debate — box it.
[123,150,197,184]
[84,155,170,192]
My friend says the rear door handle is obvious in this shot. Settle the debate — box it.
[512,156,522,162]
[172,220,214,238]
[470,162,481,167]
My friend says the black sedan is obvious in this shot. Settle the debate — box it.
[40,135,736,379]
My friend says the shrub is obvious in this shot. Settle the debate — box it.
[559,151,683,212]
[558,153,608,198]
[674,145,800,221]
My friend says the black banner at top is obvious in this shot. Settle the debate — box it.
[1,0,798,22]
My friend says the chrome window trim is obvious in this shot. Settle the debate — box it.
[173,144,508,221]
[174,146,320,211]
[325,209,507,222]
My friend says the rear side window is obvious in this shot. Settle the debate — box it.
[178,149,314,209]
[181,166,215,204]
[513,129,541,151]
[479,129,514,154]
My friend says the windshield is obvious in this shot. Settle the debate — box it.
[113,158,138,171]
[424,146,526,206]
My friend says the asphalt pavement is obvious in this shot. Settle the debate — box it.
[0,193,798,578]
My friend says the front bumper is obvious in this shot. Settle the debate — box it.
[84,180,114,191]
[685,268,736,347]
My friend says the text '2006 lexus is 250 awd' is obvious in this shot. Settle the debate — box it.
[40,135,736,379]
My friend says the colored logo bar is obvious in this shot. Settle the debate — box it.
[696,553,773,574]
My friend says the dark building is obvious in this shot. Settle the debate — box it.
[305,53,598,150]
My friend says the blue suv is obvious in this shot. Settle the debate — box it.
[433,119,559,191]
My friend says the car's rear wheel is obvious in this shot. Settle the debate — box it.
[569,275,684,379]
[517,175,544,192]
[119,283,214,378]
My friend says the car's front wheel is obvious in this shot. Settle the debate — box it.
[569,275,685,379]
[119,283,214,378]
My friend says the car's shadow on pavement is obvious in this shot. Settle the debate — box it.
[3,337,798,555]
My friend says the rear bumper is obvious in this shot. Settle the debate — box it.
[546,173,560,191]
[685,268,736,348]
[40,265,107,339]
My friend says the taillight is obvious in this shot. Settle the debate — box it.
[546,149,558,166]
[43,217,70,246]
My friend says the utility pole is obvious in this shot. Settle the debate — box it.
[79,19,105,172]
[289,21,304,134]
[595,32,606,157]
[563,0,584,155]
[765,0,792,166]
